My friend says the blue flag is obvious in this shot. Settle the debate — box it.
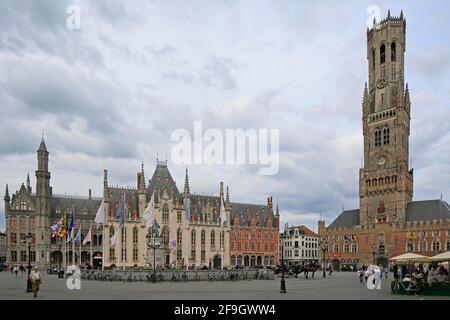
[68,209,75,238]
[73,229,81,243]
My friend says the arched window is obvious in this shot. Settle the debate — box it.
[432,240,440,252]
[211,230,216,249]
[133,227,138,244]
[344,241,350,253]
[372,48,376,70]
[383,127,390,145]
[352,241,357,253]
[420,240,427,252]
[380,44,386,64]
[162,204,169,223]
[121,227,126,243]
[191,229,196,245]
[391,42,396,62]
[201,229,206,246]
[176,228,182,262]
[162,226,169,246]
[333,243,339,253]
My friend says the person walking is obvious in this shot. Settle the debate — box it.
[359,268,364,283]
[29,267,42,298]
[13,265,19,277]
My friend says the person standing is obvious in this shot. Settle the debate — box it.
[393,264,399,280]
[13,265,18,277]
[29,267,42,298]
[374,268,381,290]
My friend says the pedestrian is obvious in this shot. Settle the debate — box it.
[29,266,42,298]
[13,265,19,277]
[359,269,364,283]
[19,264,24,274]
[364,268,369,282]
[384,267,388,279]
[393,264,398,280]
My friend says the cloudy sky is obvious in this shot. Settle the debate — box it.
[1,0,449,232]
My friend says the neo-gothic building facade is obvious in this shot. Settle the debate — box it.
[4,138,279,269]
[102,161,280,269]
[4,138,103,269]
[319,11,450,269]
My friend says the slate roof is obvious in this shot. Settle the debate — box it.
[51,196,102,220]
[146,161,180,204]
[406,199,450,222]
[328,199,450,229]
[328,209,360,229]
[287,225,318,237]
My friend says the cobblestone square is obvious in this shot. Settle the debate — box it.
[1,271,449,300]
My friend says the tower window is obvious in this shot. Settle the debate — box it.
[372,48,376,70]
[383,127,390,145]
[375,129,381,147]
[391,65,396,81]
[391,42,396,62]
[380,44,386,64]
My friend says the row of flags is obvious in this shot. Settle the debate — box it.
[407,230,440,240]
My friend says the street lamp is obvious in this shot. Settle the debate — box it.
[146,220,162,283]
[25,233,33,293]
[371,245,377,265]
[319,237,328,278]
[280,232,286,294]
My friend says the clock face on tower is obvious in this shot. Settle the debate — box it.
[377,156,386,166]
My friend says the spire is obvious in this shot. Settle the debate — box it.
[184,167,190,195]
[103,169,109,200]
[139,162,145,191]
[363,82,369,104]
[387,10,391,19]
[400,10,403,20]
[26,173,31,192]
[226,186,230,203]
[4,184,10,202]
[275,202,280,216]
[38,130,47,152]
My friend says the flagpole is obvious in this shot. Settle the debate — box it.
[122,192,126,271]
[79,228,82,266]
[90,223,93,268]
[72,205,75,266]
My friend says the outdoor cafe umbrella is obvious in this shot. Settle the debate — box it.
[390,253,429,263]
[429,251,450,261]
[390,253,429,278]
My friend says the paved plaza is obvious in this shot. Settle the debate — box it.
[1,271,449,300]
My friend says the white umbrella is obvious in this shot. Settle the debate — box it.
[429,251,450,261]
[390,252,429,262]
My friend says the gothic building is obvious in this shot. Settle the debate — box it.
[102,160,280,269]
[4,138,103,269]
[4,139,279,270]
[318,11,450,268]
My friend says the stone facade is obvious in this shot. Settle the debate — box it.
[4,138,103,270]
[102,161,279,269]
[319,11,450,269]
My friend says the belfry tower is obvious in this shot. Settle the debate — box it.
[359,11,413,226]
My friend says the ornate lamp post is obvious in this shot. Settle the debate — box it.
[146,220,162,283]
[280,232,287,294]
[371,245,377,265]
[25,233,33,292]
[319,237,328,278]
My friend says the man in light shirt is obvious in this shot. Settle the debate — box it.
[29,266,42,298]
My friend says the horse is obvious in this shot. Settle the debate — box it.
[295,263,319,279]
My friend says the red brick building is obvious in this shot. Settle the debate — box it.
[229,197,280,267]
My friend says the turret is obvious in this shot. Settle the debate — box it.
[103,169,109,201]
[184,167,190,196]
[225,186,231,210]
[318,220,326,236]
[4,184,10,215]
[26,173,31,193]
